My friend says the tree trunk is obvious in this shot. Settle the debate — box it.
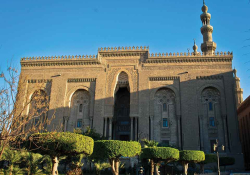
[182,162,188,175]
[115,159,119,175]
[51,156,59,175]
[150,160,154,175]
[109,158,119,175]
[9,164,13,175]
[200,163,204,174]
[155,165,159,175]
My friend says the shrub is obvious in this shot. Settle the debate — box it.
[179,150,205,163]
[25,132,94,175]
[179,150,205,175]
[140,147,179,175]
[91,140,141,175]
[199,154,217,173]
[220,157,235,171]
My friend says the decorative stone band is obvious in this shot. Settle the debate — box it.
[148,51,232,58]
[196,75,223,80]
[117,80,129,84]
[67,78,96,83]
[100,52,147,57]
[145,57,232,64]
[27,79,52,83]
[21,55,97,61]
[21,60,100,67]
[149,76,180,81]
[98,46,149,52]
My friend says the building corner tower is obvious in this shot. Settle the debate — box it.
[200,0,217,55]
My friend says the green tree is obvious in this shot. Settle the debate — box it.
[0,147,25,175]
[24,152,44,175]
[141,139,158,148]
[24,132,94,175]
[94,161,111,175]
[91,140,141,175]
[179,150,205,175]
[140,147,179,175]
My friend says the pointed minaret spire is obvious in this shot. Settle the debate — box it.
[193,39,198,55]
[200,1,217,55]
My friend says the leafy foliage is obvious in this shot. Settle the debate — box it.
[140,147,179,162]
[200,154,217,164]
[23,152,44,175]
[83,127,105,141]
[219,157,235,166]
[91,140,141,159]
[141,139,158,148]
[179,150,205,163]
[94,161,111,175]
[25,132,94,157]
[0,147,25,174]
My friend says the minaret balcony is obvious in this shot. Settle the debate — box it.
[201,25,213,34]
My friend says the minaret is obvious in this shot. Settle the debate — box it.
[233,69,243,107]
[193,39,198,55]
[200,0,217,55]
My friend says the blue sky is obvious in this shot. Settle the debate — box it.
[0,0,249,99]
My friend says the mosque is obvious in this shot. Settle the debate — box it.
[17,1,244,169]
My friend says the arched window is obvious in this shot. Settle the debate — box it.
[209,102,213,111]
[69,89,90,131]
[201,87,220,127]
[29,90,49,128]
[79,104,83,112]
[163,103,167,112]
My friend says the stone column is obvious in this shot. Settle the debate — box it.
[89,116,93,129]
[135,117,138,141]
[177,115,181,149]
[199,115,204,150]
[104,117,107,137]
[222,115,229,152]
[109,117,113,140]
[150,115,154,140]
[130,117,134,140]
[63,116,69,132]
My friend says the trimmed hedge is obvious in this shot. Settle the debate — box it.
[201,154,217,164]
[140,147,179,161]
[179,150,205,163]
[25,132,94,157]
[219,157,235,166]
[91,140,141,159]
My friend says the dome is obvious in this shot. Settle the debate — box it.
[202,4,208,13]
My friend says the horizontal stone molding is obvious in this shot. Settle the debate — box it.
[98,46,149,52]
[67,78,96,83]
[148,51,232,58]
[21,55,97,61]
[100,52,147,57]
[196,75,223,80]
[27,79,52,83]
[21,61,100,67]
[145,57,232,64]
[149,76,180,81]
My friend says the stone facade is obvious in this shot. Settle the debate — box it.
[237,95,250,170]
[16,1,244,170]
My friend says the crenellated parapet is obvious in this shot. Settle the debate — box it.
[20,46,233,67]
[148,51,232,58]
[21,54,97,61]
[98,46,149,52]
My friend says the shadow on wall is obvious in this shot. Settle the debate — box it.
[27,70,242,169]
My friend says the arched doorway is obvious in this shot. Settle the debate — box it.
[113,72,130,141]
